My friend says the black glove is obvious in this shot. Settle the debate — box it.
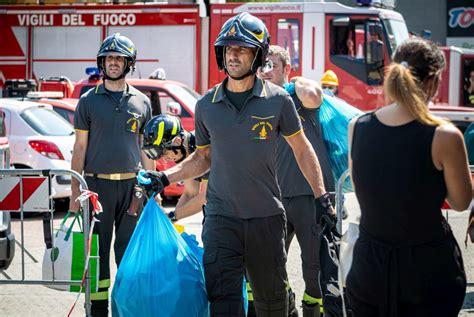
[315,192,336,225]
[142,170,170,196]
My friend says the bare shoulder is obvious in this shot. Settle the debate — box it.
[432,123,465,169]
[434,123,464,144]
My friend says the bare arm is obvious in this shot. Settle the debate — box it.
[285,130,326,197]
[432,124,472,211]
[292,76,323,109]
[70,130,88,212]
[140,135,155,170]
[164,146,211,184]
[174,179,207,221]
[348,117,357,191]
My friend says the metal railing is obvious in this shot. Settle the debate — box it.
[0,168,93,317]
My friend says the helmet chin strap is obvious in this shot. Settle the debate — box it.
[103,72,126,81]
[101,59,129,81]
[228,70,254,81]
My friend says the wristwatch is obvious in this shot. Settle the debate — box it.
[167,211,177,223]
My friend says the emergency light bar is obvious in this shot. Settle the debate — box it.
[355,0,396,9]
[86,67,100,76]
[26,91,64,99]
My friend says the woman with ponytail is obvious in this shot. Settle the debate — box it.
[346,38,472,316]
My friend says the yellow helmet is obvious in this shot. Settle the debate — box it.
[321,70,339,87]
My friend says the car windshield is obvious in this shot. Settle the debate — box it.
[383,18,409,56]
[165,83,201,114]
[20,107,74,136]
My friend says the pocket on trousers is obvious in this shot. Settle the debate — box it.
[203,247,223,298]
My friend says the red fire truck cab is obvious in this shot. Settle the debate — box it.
[208,1,409,111]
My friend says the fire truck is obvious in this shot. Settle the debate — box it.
[437,46,474,108]
[0,0,411,111]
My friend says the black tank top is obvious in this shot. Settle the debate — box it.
[351,112,447,245]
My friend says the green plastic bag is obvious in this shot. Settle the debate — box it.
[42,212,99,293]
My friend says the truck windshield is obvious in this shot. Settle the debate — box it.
[165,84,201,114]
[21,107,74,136]
[383,19,409,55]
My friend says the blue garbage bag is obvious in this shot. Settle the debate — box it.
[319,95,363,192]
[112,198,209,317]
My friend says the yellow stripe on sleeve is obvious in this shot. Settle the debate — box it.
[196,144,210,149]
[282,129,302,139]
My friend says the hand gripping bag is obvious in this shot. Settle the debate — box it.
[112,198,209,317]
[319,95,363,192]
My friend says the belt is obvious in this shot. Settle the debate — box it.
[84,172,136,181]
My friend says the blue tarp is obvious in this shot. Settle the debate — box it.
[319,95,363,192]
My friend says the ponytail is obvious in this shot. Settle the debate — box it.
[384,63,444,126]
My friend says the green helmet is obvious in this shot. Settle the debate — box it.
[142,115,185,160]
[97,33,137,79]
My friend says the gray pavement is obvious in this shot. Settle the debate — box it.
[1,194,474,316]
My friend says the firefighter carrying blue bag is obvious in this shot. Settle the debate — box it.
[111,195,209,317]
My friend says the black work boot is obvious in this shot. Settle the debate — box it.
[91,299,108,317]
[288,289,299,317]
[247,300,257,317]
[302,301,321,317]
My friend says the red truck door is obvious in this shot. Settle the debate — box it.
[324,14,387,111]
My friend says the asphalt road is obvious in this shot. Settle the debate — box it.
[1,194,473,316]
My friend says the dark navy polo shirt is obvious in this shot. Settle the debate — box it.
[74,84,152,174]
[195,77,302,219]
[276,94,335,198]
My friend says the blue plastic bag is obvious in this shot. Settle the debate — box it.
[112,198,209,317]
[319,95,363,192]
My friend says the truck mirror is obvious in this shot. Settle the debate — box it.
[166,101,182,116]
[369,40,384,64]
[332,16,350,27]
[368,24,383,36]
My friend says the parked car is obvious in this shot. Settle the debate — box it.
[0,99,74,199]
[0,109,9,168]
[34,98,77,125]
[14,91,78,125]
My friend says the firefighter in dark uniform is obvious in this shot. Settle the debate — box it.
[142,114,208,221]
[260,45,335,317]
[70,33,154,317]
[143,13,334,317]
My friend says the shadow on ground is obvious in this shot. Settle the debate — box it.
[463,291,474,312]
